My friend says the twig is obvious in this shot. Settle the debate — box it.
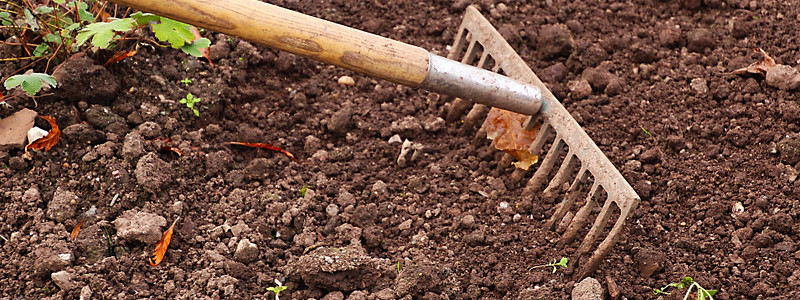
[0,234,8,242]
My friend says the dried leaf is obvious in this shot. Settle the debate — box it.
[70,215,85,241]
[483,108,540,170]
[149,218,178,267]
[103,50,137,67]
[161,146,184,156]
[25,115,61,155]
[226,142,298,161]
[190,26,213,67]
[732,48,777,76]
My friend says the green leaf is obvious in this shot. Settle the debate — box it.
[131,12,160,26]
[53,0,66,4]
[66,1,93,22]
[35,6,54,14]
[4,73,57,96]
[33,43,50,57]
[180,38,210,57]
[0,12,11,26]
[75,18,135,49]
[706,290,717,296]
[151,17,194,48]
[23,9,39,31]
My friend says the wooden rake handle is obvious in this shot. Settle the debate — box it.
[109,0,430,87]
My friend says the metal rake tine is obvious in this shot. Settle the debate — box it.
[522,135,564,197]
[576,194,618,257]
[541,151,577,200]
[560,182,600,245]
[578,196,637,278]
[545,166,589,231]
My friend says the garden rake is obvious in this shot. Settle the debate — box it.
[108,0,640,278]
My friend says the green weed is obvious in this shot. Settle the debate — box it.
[530,257,568,273]
[180,93,201,116]
[654,276,717,300]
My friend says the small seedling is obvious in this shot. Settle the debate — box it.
[654,276,717,300]
[641,126,652,137]
[530,257,569,273]
[179,93,201,116]
[299,185,308,197]
[266,279,287,300]
[4,73,57,96]
[180,78,192,86]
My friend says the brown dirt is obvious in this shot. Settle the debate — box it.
[2,0,800,299]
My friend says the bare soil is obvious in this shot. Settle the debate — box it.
[2,0,800,299]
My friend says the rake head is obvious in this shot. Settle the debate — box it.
[445,6,640,278]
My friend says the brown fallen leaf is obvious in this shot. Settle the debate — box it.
[70,215,86,241]
[190,26,214,67]
[732,48,776,76]
[483,108,541,170]
[103,50,138,67]
[149,218,178,267]
[226,142,298,162]
[26,115,61,155]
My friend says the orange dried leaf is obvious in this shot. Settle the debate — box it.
[26,116,61,154]
[483,108,541,170]
[70,216,85,241]
[190,26,214,67]
[149,218,178,267]
[226,142,298,161]
[103,50,137,67]
[161,146,184,156]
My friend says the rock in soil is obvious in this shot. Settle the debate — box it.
[390,115,423,139]
[85,105,125,129]
[285,244,391,291]
[766,64,800,91]
[686,28,714,52]
[569,79,592,100]
[233,238,259,263]
[0,108,36,150]
[62,123,105,146]
[633,248,665,277]
[571,277,603,300]
[51,270,75,291]
[46,187,78,222]
[537,24,574,59]
[52,54,120,104]
[327,107,353,135]
[778,135,800,165]
[134,152,174,193]
[113,209,167,244]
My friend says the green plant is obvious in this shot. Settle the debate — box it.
[654,276,717,300]
[180,78,192,86]
[4,73,57,96]
[179,93,201,116]
[266,279,287,300]
[530,257,568,273]
[299,185,308,197]
[641,126,652,136]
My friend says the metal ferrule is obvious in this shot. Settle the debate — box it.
[419,53,542,116]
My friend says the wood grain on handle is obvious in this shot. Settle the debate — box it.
[109,0,430,87]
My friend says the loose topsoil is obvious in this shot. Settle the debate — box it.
[2,0,800,299]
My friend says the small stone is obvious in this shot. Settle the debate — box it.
[338,76,355,86]
[8,156,27,170]
[459,214,476,229]
[390,116,423,138]
[113,209,167,244]
[639,148,661,164]
[538,62,568,83]
[23,187,40,204]
[346,291,368,300]
[322,291,345,300]
[51,270,75,291]
[205,150,234,176]
[121,131,146,163]
[582,68,618,91]
[304,135,322,154]
[604,79,623,96]
[80,286,93,300]
[134,152,174,193]
[572,277,603,300]
[752,233,773,248]
[326,203,340,217]
[85,105,124,129]
[691,78,709,95]
[568,80,592,100]
[687,28,714,52]
[47,188,78,222]
[778,135,800,165]
[633,249,665,277]
[766,65,800,91]
[422,116,445,132]
[388,134,403,145]
[0,108,37,150]
[658,24,682,48]
[234,238,259,263]
[538,24,574,59]
[371,180,388,196]
[327,107,353,135]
